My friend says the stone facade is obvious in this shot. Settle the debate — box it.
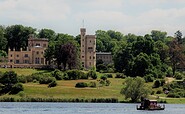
[7,35,48,68]
[80,28,96,69]
[96,52,113,64]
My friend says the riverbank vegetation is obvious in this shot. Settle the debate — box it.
[0,25,185,103]
[0,68,184,103]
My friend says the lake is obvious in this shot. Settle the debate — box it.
[0,102,184,114]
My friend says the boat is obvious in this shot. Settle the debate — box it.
[137,99,165,110]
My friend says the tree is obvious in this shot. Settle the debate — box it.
[44,41,55,65]
[55,42,79,70]
[120,77,150,102]
[38,28,56,41]
[175,30,182,44]
[0,71,18,94]
[169,39,185,75]
[5,25,36,50]
[151,30,167,42]
[0,28,7,51]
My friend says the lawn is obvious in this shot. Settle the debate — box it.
[0,68,185,103]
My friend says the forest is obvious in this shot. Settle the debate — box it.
[0,25,185,101]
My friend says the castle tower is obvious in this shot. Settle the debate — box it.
[80,28,96,69]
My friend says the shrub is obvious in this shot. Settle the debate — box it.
[87,70,97,79]
[75,82,88,88]
[52,69,63,80]
[156,90,162,94]
[105,80,111,86]
[115,73,125,79]
[48,80,57,88]
[160,79,165,86]
[101,75,107,80]
[17,75,27,83]
[67,70,87,80]
[9,83,24,94]
[175,72,183,80]
[107,74,113,78]
[88,82,96,88]
[39,74,55,84]
[144,74,154,82]
[153,80,161,88]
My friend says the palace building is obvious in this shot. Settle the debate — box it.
[80,28,96,69]
[7,35,48,68]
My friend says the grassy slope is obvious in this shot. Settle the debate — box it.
[0,68,185,103]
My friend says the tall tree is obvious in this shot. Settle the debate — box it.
[5,25,36,50]
[175,30,183,44]
[169,39,185,75]
[0,27,7,51]
[38,28,56,41]
[120,77,150,102]
[151,30,167,42]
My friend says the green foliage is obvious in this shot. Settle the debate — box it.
[100,75,107,80]
[52,69,63,80]
[67,70,87,80]
[48,80,57,88]
[17,75,27,83]
[88,81,96,88]
[153,80,161,88]
[75,82,88,88]
[175,72,183,80]
[144,74,154,82]
[115,73,125,79]
[9,83,24,94]
[120,77,150,102]
[87,70,97,79]
[39,74,55,84]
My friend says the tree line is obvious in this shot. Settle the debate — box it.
[0,24,185,75]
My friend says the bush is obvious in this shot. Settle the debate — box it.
[48,80,57,88]
[87,70,97,79]
[144,74,154,82]
[101,75,107,80]
[39,74,55,84]
[106,74,113,78]
[153,80,161,88]
[115,73,125,79]
[17,75,27,83]
[52,69,63,80]
[75,82,88,88]
[67,70,87,80]
[10,83,24,94]
[156,90,162,94]
[88,82,96,88]
[175,72,183,80]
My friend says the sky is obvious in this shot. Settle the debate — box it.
[1,0,185,36]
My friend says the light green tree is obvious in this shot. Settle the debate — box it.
[120,77,150,102]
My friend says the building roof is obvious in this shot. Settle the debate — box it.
[96,52,112,55]
[28,38,48,41]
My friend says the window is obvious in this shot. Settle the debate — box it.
[16,60,19,64]
[36,51,39,54]
[93,56,95,59]
[43,44,46,47]
[10,54,12,57]
[88,47,93,49]
[41,51,43,54]
[25,54,28,57]
[10,60,13,62]
[82,45,84,47]
[89,56,91,59]
[89,62,91,66]
[36,43,40,46]
[41,58,44,64]
[90,40,91,43]
[82,39,84,41]
[82,56,84,58]
[35,58,40,64]
[24,60,29,64]
[17,55,19,57]
[82,62,84,64]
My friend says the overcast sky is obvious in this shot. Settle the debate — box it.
[1,0,185,36]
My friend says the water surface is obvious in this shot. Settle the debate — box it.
[0,102,184,114]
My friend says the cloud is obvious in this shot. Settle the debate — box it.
[0,0,70,23]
